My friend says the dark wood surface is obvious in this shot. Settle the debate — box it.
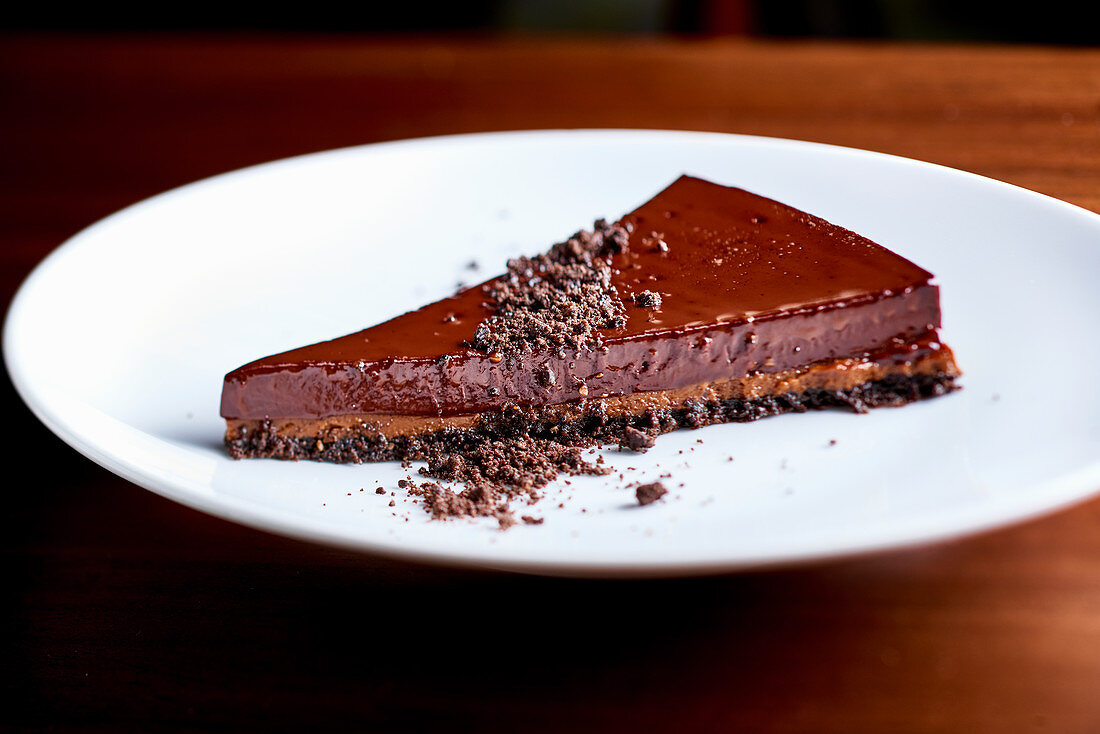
[3,35,1100,732]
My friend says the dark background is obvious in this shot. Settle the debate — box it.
[2,0,1098,45]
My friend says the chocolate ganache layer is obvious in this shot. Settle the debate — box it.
[221,176,954,424]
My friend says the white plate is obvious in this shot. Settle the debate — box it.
[6,130,1100,576]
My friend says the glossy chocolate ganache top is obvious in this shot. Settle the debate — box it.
[221,176,943,419]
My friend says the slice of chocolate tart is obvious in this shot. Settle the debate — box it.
[221,175,960,462]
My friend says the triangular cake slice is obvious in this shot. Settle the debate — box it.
[222,176,959,462]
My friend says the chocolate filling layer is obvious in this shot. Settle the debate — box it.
[222,286,941,420]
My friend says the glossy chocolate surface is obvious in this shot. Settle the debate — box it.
[221,176,942,419]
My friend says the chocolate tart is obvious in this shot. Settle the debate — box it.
[221,176,960,462]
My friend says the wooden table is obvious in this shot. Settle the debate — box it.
[3,36,1099,732]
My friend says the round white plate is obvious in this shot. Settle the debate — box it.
[6,130,1100,576]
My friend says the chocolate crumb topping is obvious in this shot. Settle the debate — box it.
[466,220,629,359]
[635,481,668,506]
[634,290,662,308]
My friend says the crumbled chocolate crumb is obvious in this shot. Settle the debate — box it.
[635,481,668,506]
[634,290,662,308]
[405,435,610,528]
[465,220,629,359]
[521,515,544,525]
[435,354,452,366]
[375,486,386,494]
[621,426,656,452]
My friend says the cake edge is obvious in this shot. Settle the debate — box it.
[225,347,961,464]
